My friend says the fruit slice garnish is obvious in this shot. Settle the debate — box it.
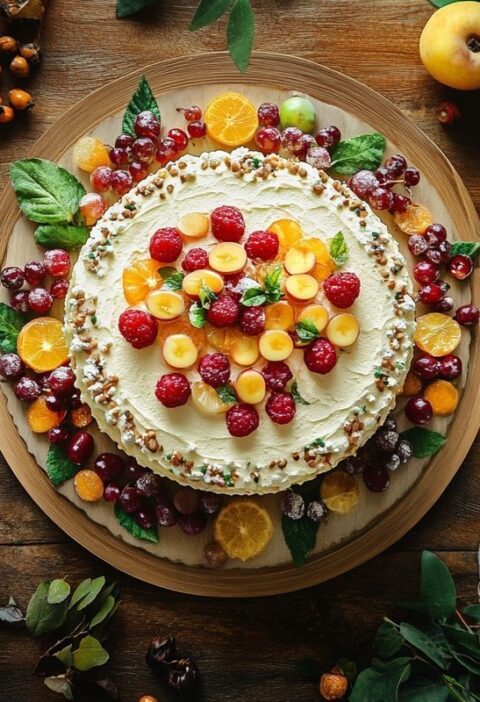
[284,245,316,275]
[206,326,241,353]
[162,333,198,368]
[209,242,247,274]
[182,269,224,297]
[230,334,260,366]
[320,471,360,514]
[146,290,185,320]
[122,258,163,305]
[394,203,433,235]
[74,469,104,502]
[259,329,294,361]
[178,213,209,239]
[285,273,319,301]
[73,136,111,173]
[424,379,459,416]
[205,92,258,147]
[264,301,295,330]
[17,317,69,372]
[27,396,65,433]
[268,219,302,254]
[235,369,266,404]
[401,370,422,397]
[157,319,206,354]
[191,381,233,415]
[414,312,461,357]
[297,304,329,332]
[214,499,274,561]
[326,313,360,347]
[301,237,336,280]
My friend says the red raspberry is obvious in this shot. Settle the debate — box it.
[181,247,209,272]
[198,352,230,387]
[261,361,293,390]
[118,308,158,349]
[244,230,279,261]
[265,391,296,424]
[206,295,239,327]
[155,373,191,407]
[239,306,265,335]
[149,227,183,262]
[210,205,245,242]
[226,404,259,437]
[304,338,337,374]
[323,272,360,308]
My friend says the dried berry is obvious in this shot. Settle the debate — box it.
[280,490,305,520]
[166,657,199,693]
[374,429,399,453]
[306,500,329,523]
[319,671,349,700]
[396,439,413,463]
[385,453,401,471]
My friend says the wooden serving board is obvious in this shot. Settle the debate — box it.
[0,52,479,597]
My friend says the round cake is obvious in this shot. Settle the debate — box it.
[64,148,416,494]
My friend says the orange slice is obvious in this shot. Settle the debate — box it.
[17,318,69,373]
[424,379,459,416]
[205,92,258,147]
[414,312,462,357]
[122,258,163,305]
[268,219,302,255]
[394,203,433,235]
[157,319,206,354]
[301,237,336,280]
[27,397,65,433]
[214,500,274,561]
[321,471,360,514]
[206,326,242,353]
[74,469,104,502]
[73,136,110,173]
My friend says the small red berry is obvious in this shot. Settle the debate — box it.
[315,125,341,150]
[24,260,45,286]
[0,353,25,380]
[167,128,188,151]
[413,354,440,380]
[439,354,462,380]
[281,127,303,151]
[14,376,41,402]
[155,137,179,165]
[424,223,447,246]
[198,353,231,388]
[405,396,432,425]
[180,105,202,122]
[50,279,69,299]
[369,186,393,211]
[404,167,420,187]
[384,154,407,177]
[261,361,293,390]
[110,169,133,196]
[115,134,134,149]
[211,205,245,243]
[149,227,183,262]
[10,290,30,313]
[348,170,379,199]
[43,249,70,278]
[418,283,443,305]
[129,161,149,183]
[109,147,130,166]
[304,338,337,374]
[155,373,191,407]
[28,287,53,314]
[434,296,454,313]
[206,295,240,327]
[239,306,265,336]
[90,166,113,193]
[306,146,331,170]
[265,391,296,424]
[413,260,439,285]
[455,304,480,327]
[257,102,280,126]
[187,120,207,138]
[448,254,474,280]
[408,235,429,257]
[323,272,361,308]
[134,110,161,140]
[293,134,316,159]
[1,266,24,290]
[425,240,451,265]
[437,100,461,126]
[118,308,158,348]
[181,247,209,272]
[226,403,259,437]
[390,193,412,215]
[255,126,281,154]
[244,230,279,261]
[131,137,156,163]
[48,366,75,396]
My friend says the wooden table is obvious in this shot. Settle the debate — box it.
[1,1,480,699]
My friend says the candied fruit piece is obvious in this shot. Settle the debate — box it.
[394,203,433,235]
[73,136,110,173]
[414,313,462,357]
[214,499,273,561]
[320,471,360,514]
[27,396,65,433]
[74,469,104,502]
[424,379,459,416]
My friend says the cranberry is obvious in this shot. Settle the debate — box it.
[1,266,24,290]
[363,465,390,492]
[281,126,303,151]
[455,304,479,326]
[186,120,207,138]
[369,186,393,211]
[69,388,83,410]
[155,137,179,165]
[136,472,161,497]
[424,223,447,246]
[124,459,145,483]
[24,260,45,286]
[255,126,281,154]
[437,101,461,126]
[448,254,474,280]
[136,508,156,530]
[425,240,451,264]
[28,287,53,314]
[405,396,432,425]
[45,393,65,412]
[419,284,444,305]
[10,290,30,313]
[178,512,206,536]
[109,147,130,166]
[0,353,24,379]
[119,486,143,513]
[44,249,70,278]
[306,146,331,169]
[110,169,133,195]
[348,170,379,199]
[48,426,70,445]
[50,279,69,299]
[374,166,392,185]
[131,137,155,163]
[129,161,149,183]
[67,431,94,466]
[293,134,316,159]
[104,482,121,503]
[155,498,178,527]
[413,260,439,285]
[315,125,341,150]
[440,354,462,380]
[413,354,440,380]
[90,166,113,193]
[390,193,412,214]
[14,376,41,402]
[181,105,202,122]
[167,128,188,151]
[134,110,161,140]
[257,102,280,127]
[115,134,134,149]
[408,235,429,257]
[94,452,125,482]
[384,154,407,176]
[404,167,420,187]
[199,492,221,515]
[48,366,75,396]
[434,296,454,313]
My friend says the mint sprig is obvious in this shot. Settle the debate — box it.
[0,302,27,354]
[330,133,386,176]
[114,504,159,543]
[329,231,348,265]
[291,381,310,406]
[188,282,217,328]
[216,384,237,404]
[450,241,480,259]
[399,428,445,459]
[159,267,185,291]
[295,318,320,343]
[241,265,284,307]
[46,445,78,487]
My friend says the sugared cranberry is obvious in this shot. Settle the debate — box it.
[131,137,155,163]
[363,465,390,492]
[109,147,130,166]
[424,223,447,246]
[434,296,454,313]
[206,295,239,327]
[155,498,178,527]
[45,393,65,412]
[134,110,161,140]
[136,508,156,530]
[50,279,69,299]
[257,102,280,127]
[437,101,461,126]
[186,120,207,138]
[118,308,158,349]
[293,134,316,159]
[418,283,443,305]
[408,235,429,257]
[167,128,188,151]
[181,247,209,272]
[199,492,221,515]
[390,193,412,214]
[448,254,474,280]
[14,376,41,401]
[69,389,82,410]
[104,482,121,503]
[110,169,133,195]
[90,166,113,193]
[405,396,432,425]
[1,266,24,290]
[198,353,230,388]
[244,230,279,261]
[440,354,462,380]
[155,372,191,407]
[136,471,162,497]
[374,166,392,185]
[369,186,393,211]
[226,404,259,437]
[48,366,75,396]
[255,126,281,154]
[281,126,303,151]
[119,486,143,514]
[67,431,94,466]
[261,361,293,391]
[24,260,45,286]
[425,240,451,265]
[149,227,183,262]
[455,304,479,326]
[315,125,341,150]
[305,146,331,170]
[180,105,202,122]
[413,354,440,380]
[211,205,245,243]
[384,154,407,176]
[124,459,145,483]
[48,426,70,445]
[239,306,265,335]
[115,134,134,149]
[28,287,53,314]
[155,137,179,165]
[0,353,24,380]
[10,290,30,313]
[43,249,70,278]
[348,170,379,199]
[94,452,125,482]
[129,161,149,183]
[265,391,296,424]
[404,167,420,187]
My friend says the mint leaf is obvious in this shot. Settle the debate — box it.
[350,657,412,702]
[420,550,456,622]
[295,318,320,342]
[35,223,89,250]
[198,282,217,308]
[188,302,207,328]
[227,0,254,73]
[160,269,185,291]
[373,620,404,658]
[329,231,348,265]
[399,428,445,458]
[240,287,267,307]
[10,159,85,224]
[116,0,158,17]
[216,384,237,404]
[190,0,231,30]
[291,380,310,406]
[47,579,70,605]
[122,75,160,137]
[330,133,386,175]
[114,503,158,542]
[46,445,78,487]
[241,265,283,306]
[282,514,318,567]
[72,635,109,671]
[0,302,27,353]
[26,581,68,637]
[450,241,480,259]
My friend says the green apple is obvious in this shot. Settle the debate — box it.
[279,96,317,134]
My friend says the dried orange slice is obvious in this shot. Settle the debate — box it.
[321,471,360,514]
[414,312,462,357]
[73,136,110,173]
[268,219,302,254]
[205,92,258,147]
[214,500,274,561]
[394,203,433,235]
[74,469,104,502]
[424,379,459,416]
[27,397,65,433]
[17,318,69,373]
[122,258,163,305]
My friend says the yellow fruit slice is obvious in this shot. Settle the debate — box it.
[205,92,258,147]
[209,242,247,274]
[73,136,110,173]
[163,333,198,368]
[424,379,459,416]
[27,397,65,433]
[157,319,206,354]
[182,269,224,297]
[74,469,104,502]
[285,273,319,301]
[268,219,302,254]
[321,471,360,514]
[206,326,241,353]
[235,369,266,404]
[191,381,233,415]
[17,318,69,373]
[414,313,462,357]
[230,334,260,366]
[178,213,210,239]
[122,258,163,305]
[214,499,274,561]
[146,290,185,320]
[297,304,329,332]
[326,313,360,347]
[394,203,433,235]
[301,237,336,280]
[259,329,294,361]
[265,301,295,331]
[284,245,316,275]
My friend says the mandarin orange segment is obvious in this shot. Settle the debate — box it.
[27,396,65,433]
[206,326,241,353]
[320,471,360,514]
[122,258,163,305]
[74,469,104,502]
[424,379,459,415]
[205,92,258,147]
[268,219,302,253]
[394,203,433,235]
[17,318,69,373]
[301,237,336,280]
[214,499,274,561]
[73,136,110,173]
[414,313,462,357]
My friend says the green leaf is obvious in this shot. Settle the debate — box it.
[46,445,78,487]
[69,578,93,608]
[47,579,71,605]
[10,159,85,224]
[114,503,159,542]
[240,287,267,307]
[0,302,27,354]
[336,657,358,683]
[442,674,480,702]
[350,657,412,702]
[72,635,109,671]
[264,264,284,302]
[122,75,160,138]
[44,676,73,700]
[399,622,451,669]
[420,550,456,621]
[35,223,89,250]
[442,624,480,660]
[188,301,207,328]
[116,0,158,18]
[463,605,480,621]
[429,0,472,7]
[399,428,445,459]
[450,241,480,259]
[198,282,217,309]
[227,0,254,73]
[54,644,73,669]
[329,231,348,265]
[26,581,68,637]
[295,318,320,342]
[330,133,386,176]
[399,678,450,701]
[291,380,310,406]
[160,269,185,291]
[216,384,237,404]
[89,595,116,628]
[190,0,231,30]
[76,576,106,611]
[373,620,405,658]
[282,514,318,567]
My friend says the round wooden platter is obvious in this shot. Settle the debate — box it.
[1,52,479,597]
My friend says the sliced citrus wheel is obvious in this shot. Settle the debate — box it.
[191,381,233,415]
[320,471,360,514]
[17,318,69,373]
[205,92,258,147]
[122,258,163,305]
[414,312,462,357]
[73,136,110,173]
[301,237,336,280]
[394,203,433,235]
[27,396,65,433]
[206,326,241,353]
[268,219,302,254]
[214,499,274,561]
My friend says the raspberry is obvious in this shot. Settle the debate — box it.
[155,373,191,407]
[323,272,360,308]
[265,391,296,424]
[28,287,53,314]
[239,306,265,335]
[223,272,246,300]
[0,353,25,379]
[210,205,245,242]
[244,230,279,261]
[181,247,209,272]
[226,403,259,437]
[149,227,183,262]
[261,361,293,390]
[198,353,230,387]
[206,295,239,327]
[304,338,337,374]
[118,308,158,348]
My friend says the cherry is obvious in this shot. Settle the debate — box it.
[255,126,281,154]
[257,102,280,127]
[1,266,24,290]
[405,396,432,425]
[90,166,113,193]
[369,186,393,210]
[315,125,341,150]
[424,223,447,246]
[103,482,121,503]
[167,128,189,151]
[413,260,439,285]
[136,472,162,497]
[24,260,45,286]
[448,254,473,280]
[179,105,202,122]
[134,110,161,140]
[186,121,206,138]
[44,249,70,278]
[109,147,130,166]
[50,279,69,299]
[115,134,134,149]
[439,354,462,380]
[413,354,440,380]
[404,167,420,187]
[10,290,30,313]
[94,452,125,482]
[455,304,479,326]
[119,486,143,513]
[419,283,443,305]
[363,465,390,492]
[28,287,53,314]
[14,376,41,402]
[67,431,94,466]
[48,426,70,445]
[48,366,75,395]
[408,235,429,257]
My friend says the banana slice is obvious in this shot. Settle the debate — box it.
[297,303,329,332]
[235,369,266,404]
[285,273,319,302]
[284,245,316,275]
[163,333,198,368]
[178,212,210,239]
[230,334,260,366]
[182,269,224,297]
[326,313,360,347]
[259,329,294,361]
[209,242,247,274]
[146,290,185,320]
[265,301,295,330]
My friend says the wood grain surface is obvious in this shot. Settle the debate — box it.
[1,1,480,700]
